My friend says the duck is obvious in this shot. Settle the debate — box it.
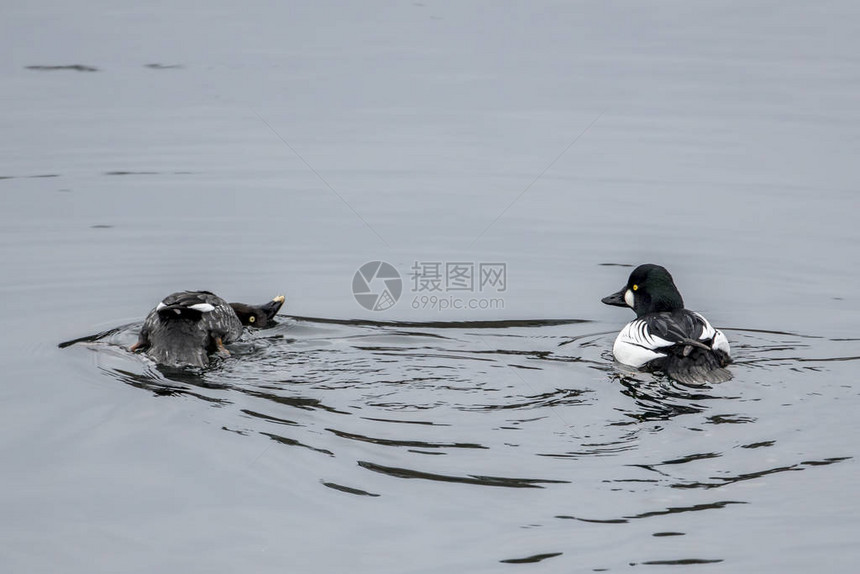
[601,264,731,384]
[130,291,285,368]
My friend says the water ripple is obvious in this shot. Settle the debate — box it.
[60,318,856,512]
[356,460,569,488]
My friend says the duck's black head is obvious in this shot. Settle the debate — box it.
[601,264,685,317]
[230,295,285,328]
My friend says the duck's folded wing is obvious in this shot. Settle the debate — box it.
[647,311,731,357]
[643,311,705,344]
[615,312,732,379]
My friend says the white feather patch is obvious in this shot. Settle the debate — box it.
[693,312,717,340]
[712,329,730,355]
[691,312,731,356]
[188,303,215,313]
[612,320,673,368]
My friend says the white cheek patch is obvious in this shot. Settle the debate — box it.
[188,303,215,313]
[624,289,635,308]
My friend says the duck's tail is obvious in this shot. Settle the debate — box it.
[664,346,733,385]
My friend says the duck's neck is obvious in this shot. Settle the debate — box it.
[635,288,684,317]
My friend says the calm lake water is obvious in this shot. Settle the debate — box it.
[2,1,859,572]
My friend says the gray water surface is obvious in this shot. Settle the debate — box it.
[2,2,859,572]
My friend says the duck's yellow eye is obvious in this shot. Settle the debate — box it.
[632,284,638,291]
[249,316,255,323]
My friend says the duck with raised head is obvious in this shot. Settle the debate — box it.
[130,291,285,368]
[602,264,731,384]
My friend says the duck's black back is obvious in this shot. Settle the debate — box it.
[644,310,732,385]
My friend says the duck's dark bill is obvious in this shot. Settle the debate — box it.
[259,295,285,320]
[601,288,627,307]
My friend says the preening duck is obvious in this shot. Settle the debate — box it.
[130,291,285,368]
